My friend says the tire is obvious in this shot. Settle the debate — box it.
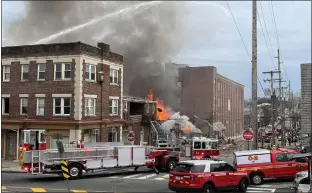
[238,178,248,192]
[166,158,177,172]
[68,163,83,180]
[250,173,263,185]
[203,183,214,193]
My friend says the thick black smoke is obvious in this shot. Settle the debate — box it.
[3,1,186,109]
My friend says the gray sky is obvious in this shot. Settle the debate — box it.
[2,1,311,99]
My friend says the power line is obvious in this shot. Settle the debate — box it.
[226,1,266,96]
[258,1,276,67]
[257,10,276,69]
[269,1,289,81]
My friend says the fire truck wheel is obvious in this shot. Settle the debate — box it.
[238,178,248,192]
[203,183,214,193]
[68,163,83,179]
[166,158,177,172]
[250,172,264,185]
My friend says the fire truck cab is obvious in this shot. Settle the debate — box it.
[20,130,47,151]
[184,137,220,160]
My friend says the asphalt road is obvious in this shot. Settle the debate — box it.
[2,170,295,193]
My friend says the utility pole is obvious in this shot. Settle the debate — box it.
[281,86,288,147]
[263,71,280,146]
[251,0,258,150]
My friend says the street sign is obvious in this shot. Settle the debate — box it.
[243,130,254,141]
[127,133,135,142]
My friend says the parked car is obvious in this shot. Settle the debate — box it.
[293,170,309,192]
[168,160,249,193]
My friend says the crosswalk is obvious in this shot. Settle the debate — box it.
[106,172,169,180]
[247,186,276,193]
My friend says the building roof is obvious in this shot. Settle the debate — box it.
[1,41,123,64]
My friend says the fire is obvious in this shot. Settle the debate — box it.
[146,89,172,121]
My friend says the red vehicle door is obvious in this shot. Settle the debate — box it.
[210,163,234,187]
[273,153,298,178]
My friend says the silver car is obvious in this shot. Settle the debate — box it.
[293,170,310,192]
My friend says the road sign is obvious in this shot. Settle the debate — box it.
[127,133,135,142]
[61,160,70,179]
[243,130,254,141]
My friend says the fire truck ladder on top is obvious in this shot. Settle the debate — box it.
[150,121,169,148]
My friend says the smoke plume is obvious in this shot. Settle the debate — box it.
[3,1,186,108]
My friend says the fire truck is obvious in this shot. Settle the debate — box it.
[18,130,179,179]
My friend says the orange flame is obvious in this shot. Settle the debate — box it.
[146,89,172,121]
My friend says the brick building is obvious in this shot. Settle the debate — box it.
[1,42,124,160]
[300,63,312,140]
[167,64,244,138]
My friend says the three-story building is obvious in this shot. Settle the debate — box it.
[1,41,124,160]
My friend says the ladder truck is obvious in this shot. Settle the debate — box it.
[18,130,179,179]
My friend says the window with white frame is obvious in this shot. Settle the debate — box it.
[2,66,10,82]
[2,98,10,114]
[109,69,118,84]
[85,98,96,116]
[92,128,100,142]
[54,63,71,80]
[20,98,28,115]
[53,98,71,115]
[108,127,117,142]
[177,81,182,87]
[21,65,29,80]
[85,64,96,81]
[36,98,45,116]
[109,99,119,115]
[37,63,46,80]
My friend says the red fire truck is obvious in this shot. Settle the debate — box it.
[183,137,220,160]
[19,130,179,179]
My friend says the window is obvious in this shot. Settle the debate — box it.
[109,99,119,115]
[37,63,46,80]
[108,128,117,142]
[36,98,45,116]
[20,98,28,115]
[54,63,71,80]
[276,153,292,162]
[2,98,9,114]
[177,81,182,87]
[92,129,100,142]
[210,163,235,172]
[2,66,10,81]
[85,64,96,81]
[174,164,206,173]
[53,98,71,115]
[85,98,96,116]
[109,69,118,84]
[21,65,29,80]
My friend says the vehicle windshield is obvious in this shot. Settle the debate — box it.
[173,164,205,173]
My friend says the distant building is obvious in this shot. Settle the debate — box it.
[300,63,312,138]
[1,42,124,160]
[166,63,245,138]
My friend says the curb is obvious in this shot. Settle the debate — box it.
[1,170,23,173]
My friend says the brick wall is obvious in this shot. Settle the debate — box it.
[300,63,312,134]
[1,59,75,120]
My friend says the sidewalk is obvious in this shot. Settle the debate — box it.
[1,160,21,173]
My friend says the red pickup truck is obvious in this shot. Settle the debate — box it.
[169,160,249,193]
[233,148,308,185]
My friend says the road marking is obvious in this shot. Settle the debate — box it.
[154,177,164,180]
[72,190,87,193]
[123,174,142,179]
[31,188,47,192]
[162,174,169,179]
[137,173,157,179]
[2,186,7,190]
[247,191,265,193]
[107,176,119,178]
[271,188,276,192]
[248,187,274,191]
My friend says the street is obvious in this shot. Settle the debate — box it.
[2,170,296,193]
